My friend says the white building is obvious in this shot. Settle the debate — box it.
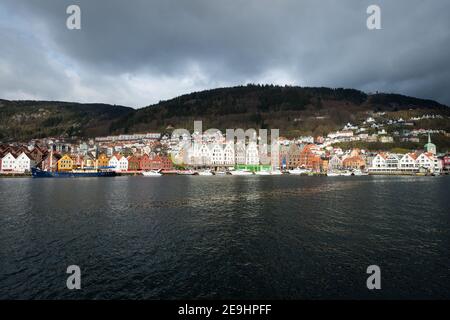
[245,142,259,165]
[398,153,419,172]
[223,142,235,166]
[200,143,211,166]
[1,152,16,172]
[14,152,34,173]
[328,155,343,171]
[210,144,224,165]
[416,153,442,173]
[370,154,387,169]
[235,143,246,165]
[108,155,120,170]
[117,156,129,171]
[369,152,442,174]
[385,154,400,169]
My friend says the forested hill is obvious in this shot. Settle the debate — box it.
[111,85,449,136]
[0,100,132,141]
[1,85,449,141]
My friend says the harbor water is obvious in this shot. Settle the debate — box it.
[0,175,449,299]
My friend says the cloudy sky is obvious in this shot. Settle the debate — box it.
[0,0,449,108]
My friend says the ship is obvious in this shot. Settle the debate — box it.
[31,167,116,178]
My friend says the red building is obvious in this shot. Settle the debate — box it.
[443,154,450,171]
[299,144,322,172]
[160,155,174,170]
[139,154,152,171]
[127,156,141,171]
[139,154,174,171]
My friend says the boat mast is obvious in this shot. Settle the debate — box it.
[49,147,53,172]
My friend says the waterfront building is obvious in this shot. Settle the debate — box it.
[211,143,225,166]
[299,144,322,171]
[328,155,342,171]
[127,156,141,171]
[443,154,450,172]
[385,154,400,169]
[424,133,437,155]
[200,143,211,166]
[416,152,442,173]
[370,153,387,169]
[160,155,174,170]
[398,153,419,172]
[14,152,34,173]
[82,154,96,168]
[117,155,129,172]
[1,152,16,172]
[223,142,235,166]
[108,155,120,170]
[287,144,301,169]
[29,146,46,164]
[57,154,74,171]
[97,154,110,168]
[139,154,152,171]
[342,155,366,170]
[245,142,259,165]
[72,154,84,169]
[235,142,246,165]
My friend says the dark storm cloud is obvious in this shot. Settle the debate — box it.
[0,0,449,107]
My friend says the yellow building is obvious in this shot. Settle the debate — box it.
[83,155,96,168]
[97,154,109,168]
[57,154,74,171]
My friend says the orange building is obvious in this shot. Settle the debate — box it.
[342,156,366,170]
[97,154,109,168]
[299,144,322,172]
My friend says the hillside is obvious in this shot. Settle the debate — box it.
[111,85,449,136]
[1,85,449,142]
[0,100,133,141]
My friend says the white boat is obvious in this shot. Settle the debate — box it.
[229,170,253,176]
[177,170,197,175]
[288,168,309,175]
[270,170,283,175]
[340,170,353,176]
[352,169,369,176]
[198,170,213,176]
[142,170,162,176]
[255,170,271,175]
[326,171,340,177]
[215,171,227,175]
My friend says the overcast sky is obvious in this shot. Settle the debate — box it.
[0,0,449,108]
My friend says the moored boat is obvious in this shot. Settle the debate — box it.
[288,168,309,175]
[177,170,197,175]
[142,170,162,176]
[255,170,271,175]
[352,169,369,176]
[198,170,214,176]
[270,170,283,175]
[229,170,253,176]
[31,167,116,178]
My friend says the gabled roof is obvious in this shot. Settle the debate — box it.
[407,153,419,160]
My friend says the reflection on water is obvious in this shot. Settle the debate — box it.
[0,176,449,299]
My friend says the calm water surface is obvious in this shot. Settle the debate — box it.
[0,175,449,299]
